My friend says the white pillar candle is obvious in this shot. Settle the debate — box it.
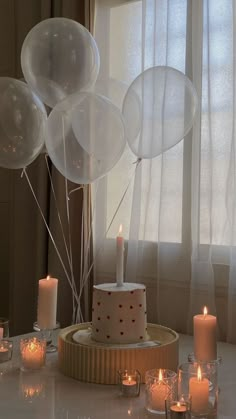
[116,224,124,287]
[194,306,217,361]
[189,365,209,414]
[37,275,58,329]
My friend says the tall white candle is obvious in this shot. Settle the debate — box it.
[116,224,124,287]
[37,276,58,329]
[194,306,217,361]
[189,365,209,414]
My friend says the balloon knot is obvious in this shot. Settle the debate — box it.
[133,158,142,165]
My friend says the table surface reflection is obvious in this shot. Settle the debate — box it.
[0,332,234,418]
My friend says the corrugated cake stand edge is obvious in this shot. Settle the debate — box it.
[58,322,179,384]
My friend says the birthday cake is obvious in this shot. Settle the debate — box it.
[91,282,148,344]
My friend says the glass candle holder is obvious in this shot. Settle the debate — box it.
[117,370,141,397]
[0,340,13,363]
[0,318,9,339]
[145,369,177,415]
[20,337,46,371]
[178,362,218,417]
[165,394,191,419]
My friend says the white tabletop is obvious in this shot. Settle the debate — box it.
[0,332,234,418]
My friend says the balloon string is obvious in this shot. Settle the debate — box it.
[61,113,79,323]
[44,154,78,311]
[68,186,84,196]
[22,167,79,305]
[75,183,98,324]
[78,159,142,302]
[77,183,98,322]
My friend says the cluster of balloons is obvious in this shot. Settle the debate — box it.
[0,17,198,184]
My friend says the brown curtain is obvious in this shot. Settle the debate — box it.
[0,0,93,336]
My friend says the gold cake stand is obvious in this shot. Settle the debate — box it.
[58,322,179,384]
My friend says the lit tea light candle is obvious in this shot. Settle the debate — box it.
[119,370,140,397]
[151,369,169,412]
[20,337,46,370]
[0,340,12,363]
[189,365,209,414]
[194,306,217,361]
[170,401,188,418]
[122,375,137,396]
[123,375,136,387]
[116,224,124,287]
[37,275,58,329]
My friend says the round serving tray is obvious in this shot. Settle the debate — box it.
[58,322,179,384]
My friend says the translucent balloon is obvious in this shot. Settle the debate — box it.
[21,18,100,108]
[45,92,126,184]
[0,78,46,169]
[122,66,198,159]
[92,78,129,111]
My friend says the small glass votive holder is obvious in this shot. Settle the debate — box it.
[0,318,9,339]
[117,370,141,397]
[178,362,218,417]
[0,340,13,363]
[165,394,191,419]
[145,369,178,415]
[20,337,46,371]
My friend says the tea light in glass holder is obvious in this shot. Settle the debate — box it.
[20,337,46,371]
[118,370,141,397]
[0,340,13,363]
[165,395,191,419]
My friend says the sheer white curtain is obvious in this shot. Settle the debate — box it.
[92,0,236,343]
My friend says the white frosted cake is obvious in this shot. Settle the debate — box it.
[91,282,148,344]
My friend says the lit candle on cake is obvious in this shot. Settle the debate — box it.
[116,224,124,287]
[151,369,169,412]
[37,275,58,330]
[189,365,209,414]
[194,306,217,361]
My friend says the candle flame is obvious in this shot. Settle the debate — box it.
[28,338,39,352]
[177,402,181,408]
[158,369,163,381]
[128,376,132,383]
[118,224,123,235]
[46,275,51,281]
[197,365,202,381]
[203,306,208,316]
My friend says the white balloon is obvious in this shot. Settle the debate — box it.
[45,92,126,184]
[21,18,100,108]
[0,78,46,169]
[122,66,198,159]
